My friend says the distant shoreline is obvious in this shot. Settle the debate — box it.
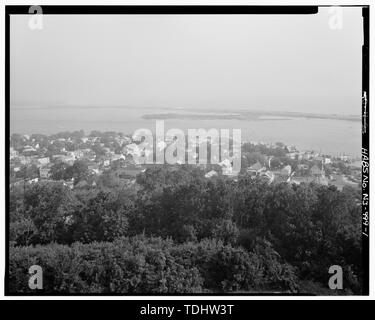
[142,111,360,122]
[12,105,360,122]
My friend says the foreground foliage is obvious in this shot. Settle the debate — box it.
[9,166,362,294]
[10,236,298,293]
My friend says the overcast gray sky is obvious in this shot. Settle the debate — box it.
[10,8,363,114]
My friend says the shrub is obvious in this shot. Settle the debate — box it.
[9,236,298,294]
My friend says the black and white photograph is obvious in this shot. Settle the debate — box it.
[5,4,369,297]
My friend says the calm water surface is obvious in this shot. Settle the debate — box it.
[10,106,361,157]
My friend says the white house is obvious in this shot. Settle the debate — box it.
[205,170,218,178]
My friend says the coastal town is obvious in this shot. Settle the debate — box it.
[7,5,367,297]
[9,130,361,191]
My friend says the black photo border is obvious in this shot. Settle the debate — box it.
[4,5,370,296]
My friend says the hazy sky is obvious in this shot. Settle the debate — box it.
[11,8,363,114]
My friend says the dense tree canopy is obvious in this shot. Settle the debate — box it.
[9,165,362,294]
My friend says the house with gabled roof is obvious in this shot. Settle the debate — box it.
[246,161,266,176]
